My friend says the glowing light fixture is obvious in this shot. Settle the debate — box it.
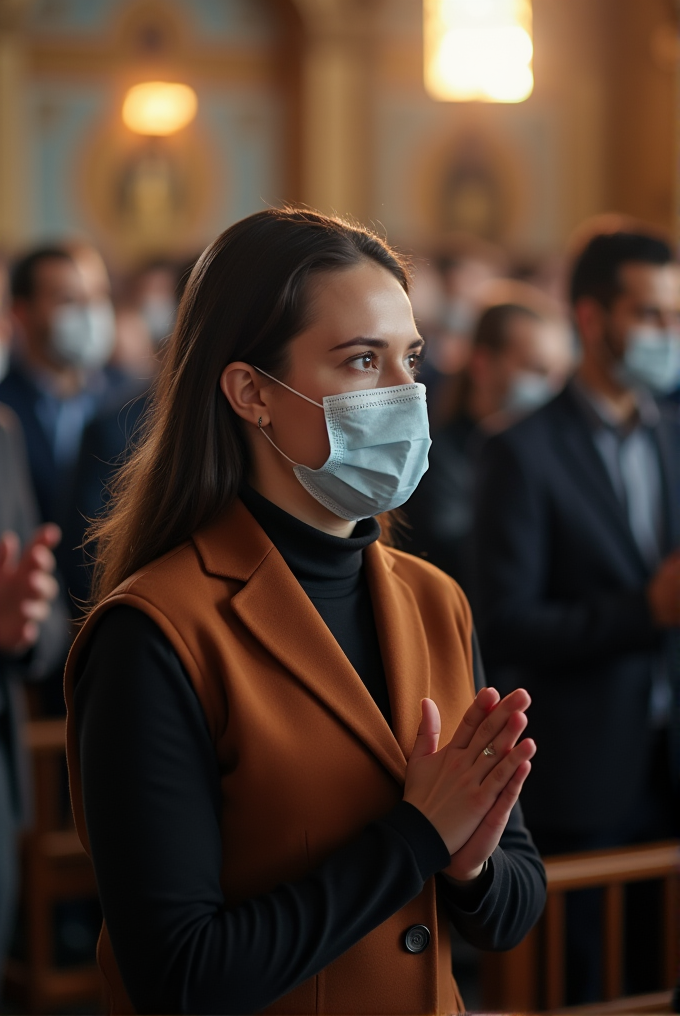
[122,81,198,136]
[424,0,534,103]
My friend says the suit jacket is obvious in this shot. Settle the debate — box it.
[0,360,126,529]
[473,382,680,833]
[65,498,482,1015]
[61,378,151,607]
[0,404,68,820]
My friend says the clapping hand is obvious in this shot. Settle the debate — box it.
[0,524,61,655]
[403,687,535,882]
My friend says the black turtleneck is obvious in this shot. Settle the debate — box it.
[239,484,392,725]
[73,492,546,1015]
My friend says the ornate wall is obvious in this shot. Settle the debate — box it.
[371,0,678,252]
[0,0,303,266]
[0,0,677,265]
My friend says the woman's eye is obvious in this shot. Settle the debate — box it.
[351,352,377,371]
[407,351,424,375]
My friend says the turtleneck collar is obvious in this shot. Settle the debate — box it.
[239,483,380,586]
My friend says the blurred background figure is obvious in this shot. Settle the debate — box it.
[0,245,125,711]
[0,258,68,1002]
[403,294,572,592]
[0,247,121,530]
[61,256,191,610]
[473,230,680,1002]
[133,260,180,349]
[416,236,508,427]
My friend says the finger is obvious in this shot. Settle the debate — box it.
[466,688,531,760]
[472,709,528,777]
[410,698,441,760]
[0,531,20,576]
[26,523,62,552]
[17,538,58,583]
[23,541,57,574]
[448,686,501,751]
[447,761,533,874]
[19,598,51,623]
[481,738,536,799]
[25,569,59,603]
[477,759,532,836]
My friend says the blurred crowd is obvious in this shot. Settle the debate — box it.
[0,218,679,1006]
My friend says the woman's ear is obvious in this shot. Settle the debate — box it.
[220,362,271,427]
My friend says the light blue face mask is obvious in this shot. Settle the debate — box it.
[503,371,555,414]
[617,326,680,394]
[254,368,432,521]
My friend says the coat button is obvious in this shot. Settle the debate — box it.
[404,924,430,953]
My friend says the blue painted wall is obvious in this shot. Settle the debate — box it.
[26,0,285,258]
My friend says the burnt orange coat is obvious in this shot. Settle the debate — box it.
[64,498,476,1015]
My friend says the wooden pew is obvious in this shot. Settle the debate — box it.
[3,719,104,1014]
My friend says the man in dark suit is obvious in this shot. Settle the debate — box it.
[403,300,571,593]
[474,232,680,999]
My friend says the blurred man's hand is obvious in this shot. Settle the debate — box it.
[647,550,680,628]
[0,524,61,654]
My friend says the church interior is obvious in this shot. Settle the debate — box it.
[0,1,679,1013]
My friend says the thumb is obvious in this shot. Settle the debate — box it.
[0,531,20,576]
[410,698,441,760]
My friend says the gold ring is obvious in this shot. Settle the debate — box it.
[482,743,497,757]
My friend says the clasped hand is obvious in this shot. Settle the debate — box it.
[0,524,61,655]
[403,687,535,882]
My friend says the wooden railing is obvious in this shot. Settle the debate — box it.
[481,840,680,1013]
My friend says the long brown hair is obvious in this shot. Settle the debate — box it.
[89,208,410,604]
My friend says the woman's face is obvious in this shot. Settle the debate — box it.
[271,260,423,466]
[222,259,424,532]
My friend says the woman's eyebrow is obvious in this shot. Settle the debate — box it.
[329,336,424,351]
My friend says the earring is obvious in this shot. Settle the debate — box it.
[258,416,263,429]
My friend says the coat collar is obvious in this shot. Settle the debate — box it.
[193,499,425,784]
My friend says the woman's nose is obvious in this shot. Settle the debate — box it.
[382,361,416,388]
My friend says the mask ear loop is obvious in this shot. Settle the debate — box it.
[252,366,324,409]
[257,416,300,466]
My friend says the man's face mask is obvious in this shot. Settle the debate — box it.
[503,371,555,414]
[50,301,116,370]
[141,295,176,347]
[253,368,432,522]
[614,325,680,394]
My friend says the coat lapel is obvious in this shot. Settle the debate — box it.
[553,388,649,575]
[193,500,406,784]
[364,541,431,760]
[655,407,680,553]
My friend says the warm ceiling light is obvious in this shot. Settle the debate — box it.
[424,0,534,103]
[122,81,198,136]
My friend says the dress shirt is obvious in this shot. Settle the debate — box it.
[572,379,669,725]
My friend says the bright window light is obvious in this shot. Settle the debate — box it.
[122,82,198,136]
[424,0,534,103]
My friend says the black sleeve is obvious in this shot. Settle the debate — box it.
[437,800,546,950]
[434,630,546,949]
[473,433,660,668]
[74,606,451,1016]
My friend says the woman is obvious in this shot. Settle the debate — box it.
[64,209,545,1015]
